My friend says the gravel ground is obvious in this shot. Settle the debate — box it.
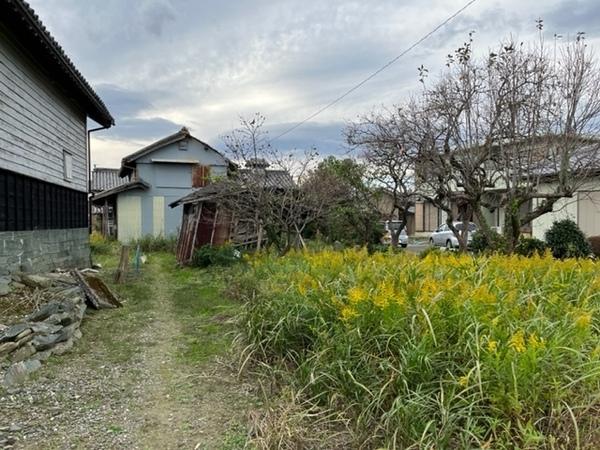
[0,256,257,449]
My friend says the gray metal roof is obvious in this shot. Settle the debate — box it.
[91,168,127,192]
[3,0,114,127]
[92,179,150,202]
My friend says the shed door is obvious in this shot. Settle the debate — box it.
[578,191,600,236]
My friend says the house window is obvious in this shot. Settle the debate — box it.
[63,151,73,181]
[192,164,211,187]
[179,140,188,151]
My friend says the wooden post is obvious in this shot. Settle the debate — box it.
[210,207,219,246]
[102,199,109,236]
[294,224,307,249]
[188,203,203,263]
[256,223,263,252]
[114,245,130,284]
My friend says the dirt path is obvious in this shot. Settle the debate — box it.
[0,254,256,449]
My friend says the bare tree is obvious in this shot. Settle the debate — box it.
[220,114,336,254]
[488,28,600,250]
[345,108,420,247]
[404,26,600,252]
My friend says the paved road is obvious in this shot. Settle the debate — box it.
[405,243,430,254]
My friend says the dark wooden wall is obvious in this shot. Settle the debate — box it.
[0,168,87,232]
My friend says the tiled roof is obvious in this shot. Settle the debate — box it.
[238,168,295,189]
[3,0,114,127]
[91,168,127,192]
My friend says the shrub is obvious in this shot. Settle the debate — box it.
[130,234,177,253]
[240,249,600,448]
[89,231,114,255]
[545,219,591,258]
[589,235,600,257]
[514,236,547,257]
[418,245,442,259]
[470,230,506,254]
[191,244,241,268]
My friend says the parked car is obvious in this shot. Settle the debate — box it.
[429,222,477,249]
[382,221,409,248]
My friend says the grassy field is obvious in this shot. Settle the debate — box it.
[238,248,600,449]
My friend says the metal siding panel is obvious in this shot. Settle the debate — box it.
[117,195,142,243]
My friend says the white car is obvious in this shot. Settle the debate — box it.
[429,222,477,249]
[383,221,409,248]
[398,227,408,248]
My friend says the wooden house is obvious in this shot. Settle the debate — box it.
[0,0,113,274]
[169,162,294,264]
[90,167,127,237]
[91,127,231,242]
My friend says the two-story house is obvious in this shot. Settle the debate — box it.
[92,127,231,242]
[0,0,113,274]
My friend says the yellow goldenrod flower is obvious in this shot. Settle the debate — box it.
[458,374,470,387]
[487,339,498,353]
[347,286,367,304]
[509,330,526,353]
[340,306,358,321]
[527,333,545,350]
[575,312,592,329]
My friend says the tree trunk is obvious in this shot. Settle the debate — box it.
[503,202,521,253]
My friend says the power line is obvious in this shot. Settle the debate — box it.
[271,0,478,142]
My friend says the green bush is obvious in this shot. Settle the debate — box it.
[130,234,178,253]
[545,219,591,259]
[470,230,506,254]
[89,231,114,255]
[191,244,241,268]
[588,235,600,257]
[514,236,547,257]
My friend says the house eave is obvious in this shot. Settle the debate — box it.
[3,0,114,127]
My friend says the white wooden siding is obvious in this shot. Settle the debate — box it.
[0,29,87,192]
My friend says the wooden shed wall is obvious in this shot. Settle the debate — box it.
[175,202,233,264]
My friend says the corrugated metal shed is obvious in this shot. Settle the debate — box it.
[91,168,128,193]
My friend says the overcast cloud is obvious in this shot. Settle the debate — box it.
[27,0,600,167]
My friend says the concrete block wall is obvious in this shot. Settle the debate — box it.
[0,228,90,275]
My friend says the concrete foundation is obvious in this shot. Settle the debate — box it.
[0,228,90,275]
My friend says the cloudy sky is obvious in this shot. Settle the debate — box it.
[28,0,600,168]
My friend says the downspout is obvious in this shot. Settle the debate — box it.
[87,125,109,233]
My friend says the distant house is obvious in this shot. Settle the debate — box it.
[0,0,113,274]
[375,189,415,235]
[90,167,127,237]
[413,139,600,239]
[92,127,231,242]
